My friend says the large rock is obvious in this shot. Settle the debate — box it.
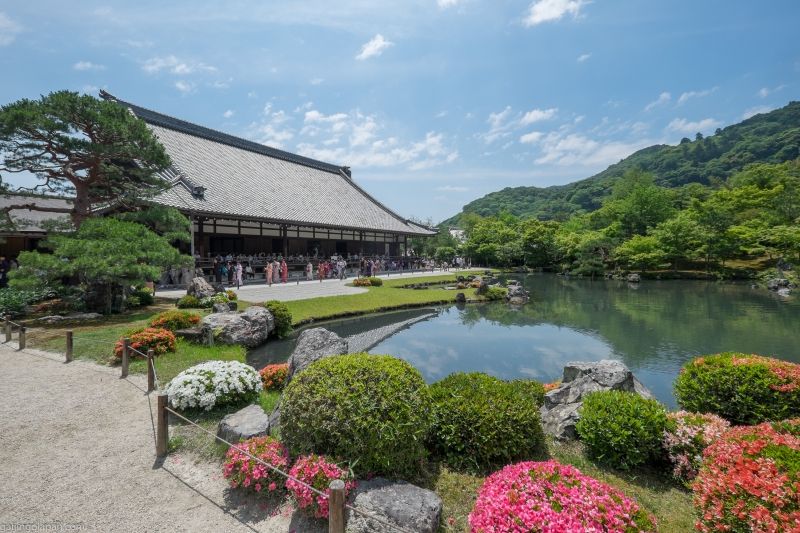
[216,404,270,444]
[506,284,529,304]
[200,306,275,348]
[346,478,442,533]
[187,276,216,299]
[540,360,653,440]
[211,303,229,314]
[286,327,348,383]
[626,273,641,283]
[767,278,793,291]
[35,312,103,324]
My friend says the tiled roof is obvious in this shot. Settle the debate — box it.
[103,92,435,236]
[0,194,71,233]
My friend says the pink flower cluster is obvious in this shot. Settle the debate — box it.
[468,460,656,532]
[663,411,730,483]
[730,354,800,392]
[693,419,800,533]
[286,454,355,519]
[222,436,288,494]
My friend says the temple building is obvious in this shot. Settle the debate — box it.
[101,91,436,260]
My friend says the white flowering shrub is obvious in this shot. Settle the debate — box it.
[165,361,262,411]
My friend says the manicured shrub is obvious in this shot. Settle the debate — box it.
[367,276,383,286]
[484,286,507,301]
[693,419,800,532]
[576,390,668,470]
[113,327,177,359]
[259,363,289,391]
[149,309,201,331]
[674,352,800,425]
[281,353,431,478]
[663,411,730,483]
[165,360,262,411]
[226,289,238,301]
[223,436,288,494]
[0,287,56,316]
[264,300,292,338]
[429,372,545,473]
[176,295,201,309]
[352,277,372,287]
[130,287,154,306]
[468,460,657,532]
[509,379,547,408]
[200,293,230,308]
[286,454,355,519]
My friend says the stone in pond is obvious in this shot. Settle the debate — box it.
[216,404,270,444]
[285,327,348,383]
[346,478,442,533]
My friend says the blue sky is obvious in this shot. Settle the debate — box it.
[1,1,799,223]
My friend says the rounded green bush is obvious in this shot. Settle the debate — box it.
[264,300,293,338]
[281,353,432,479]
[130,287,154,306]
[674,352,800,425]
[176,294,201,308]
[576,390,668,471]
[428,372,545,473]
[509,379,547,408]
[367,277,383,287]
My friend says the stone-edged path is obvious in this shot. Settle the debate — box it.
[0,343,324,533]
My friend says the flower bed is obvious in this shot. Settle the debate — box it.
[286,454,355,518]
[352,278,372,287]
[663,411,729,483]
[113,327,176,359]
[468,460,657,532]
[149,309,201,331]
[693,419,800,532]
[222,436,288,494]
[164,360,262,411]
[259,363,289,391]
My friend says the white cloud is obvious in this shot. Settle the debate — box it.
[520,131,544,144]
[310,77,324,85]
[742,105,775,120]
[483,106,514,144]
[666,117,721,134]
[437,0,462,8]
[535,132,651,167]
[0,12,22,46]
[248,104,295,148]
[223,109,235,118]
[758,84,786,98]
[436,185,469,192]
[355,34,393,61]
[677,87,717,106]
[644,92,671,112]
[523,0,587,27]
[73,61,105,71]
[435,110,448,118]
[577,53,591,63]
[142,55,217,75]
[520,107,557,125]
[173,80,195,94]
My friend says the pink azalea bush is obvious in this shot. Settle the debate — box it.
[468,460,656,533]
[286,454,355,519]
[222,436,288,495]
[663,411,730,483]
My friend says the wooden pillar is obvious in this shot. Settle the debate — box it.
[190,216,196,257]
[328,479,345,533]
[282,225,288,257]
[18,326,25,350]
[4,317,10,343]
[121,337,130,378]
[65,331,73,362]
[156,393,169,457]
[147,349,155,392]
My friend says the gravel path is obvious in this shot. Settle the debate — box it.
[0,343,324,533]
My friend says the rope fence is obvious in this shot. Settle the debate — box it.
[160,400,414,533]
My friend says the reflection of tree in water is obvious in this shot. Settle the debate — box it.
[460,275,800,371]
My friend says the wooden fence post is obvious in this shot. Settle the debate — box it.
[328,479,345,533]
[18,326,26,350]
[147,349,155,392]
[121,337,130,378]
[65,330,73,362]
[206,328,214,347]
[156,393,169,457]
[4,316,10,342]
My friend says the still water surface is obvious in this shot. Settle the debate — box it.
[249,274,799,406]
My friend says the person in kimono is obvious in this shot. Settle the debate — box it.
[318,262,325,282]
[306,261,313,281]
[266,261,273,286]
[272,259,280,284]
[280,259,288,283]
[235,261,243,289]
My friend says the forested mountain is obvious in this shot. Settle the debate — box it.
[442,101,800,226]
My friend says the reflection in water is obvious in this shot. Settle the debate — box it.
[248,274,799,407]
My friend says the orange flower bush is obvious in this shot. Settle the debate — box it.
[148,310,201,331]
[113,327,177,358]
[259,363,289,391]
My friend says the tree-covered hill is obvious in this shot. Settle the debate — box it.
[442,101,800,226]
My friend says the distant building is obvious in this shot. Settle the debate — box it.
[0,194,71,257]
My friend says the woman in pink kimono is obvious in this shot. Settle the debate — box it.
[272,260,280,284]
[280,259,288,283]
[265,262,273,286]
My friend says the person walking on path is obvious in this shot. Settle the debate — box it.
[305,261,313,281]
[235,261,243,289]
[213,259,222,283]
[318,262,325,282]
[265,261,273,286]
[272,260,280,284]
[280,259,288,283]
[226,262,234,286]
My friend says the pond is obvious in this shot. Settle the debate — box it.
[248,274,799,406]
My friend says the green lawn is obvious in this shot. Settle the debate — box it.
[282,271,487,324]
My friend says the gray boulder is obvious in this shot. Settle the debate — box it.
[217,404,270,444]
[187,276,216,299]
[540,360,653,440]
[346,478,442,533]
[455,292,466,304]
[200,305,275,348]
[475,280,488,295]
[286,327,348,383]
[767,278,793,291]
[626,273,641,283]
[506,284,529,304]
[35,312,103,324]
[211,303,229,314]
[777,287,792,297]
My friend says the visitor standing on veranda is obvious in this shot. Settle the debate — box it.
[306,261,313,281]
[280,259,288,283]
[265,261,273,286]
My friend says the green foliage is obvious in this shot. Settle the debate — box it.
[484,286,507,301]
[10,217,191,314]
[264,300,292,338]
[576,390,668,470]
[428,372,545,473]
[674,353,800,425]
[508,379,547,408]
[176,295,201,309]
[434,246,457,263]
[0,91,171,226]
[367,276,383,286]
[149,310,201,331]
[281,353,432,478]
[0,287,55,316]
[614,235,666,270]
[130,287,154,307]
[115,206,190,244]
[200,293,230,307]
